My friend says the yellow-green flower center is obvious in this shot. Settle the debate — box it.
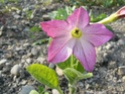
[71,28,82,38]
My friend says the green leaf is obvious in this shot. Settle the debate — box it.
[63,68,93,84]
[57,56,71,70]
[27,64,59,89]
[90,13,107,22]
[57,55,85,73]
[30,26,41,32]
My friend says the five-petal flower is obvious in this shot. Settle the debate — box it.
[40,7,113,71]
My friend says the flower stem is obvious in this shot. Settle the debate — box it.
[68,84,76,94]
[98,13,117,25]
[71,55,74,67]
[57,87,63,94]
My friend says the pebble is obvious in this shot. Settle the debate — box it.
[78,82,84,87]
[19,85,35,94]
[37,57,45,64]
[108,61,117,69]
[85,84,90,89]
[122,76,125,81]
[0,59,7,69]
[42,14,51,21]
[0,29,2,36]
[105,43,112,50]
[31,47,39,56]
[0,71,2,77]
[26,58,32,64]
[10,64,21,76]
[117,66,125,76]
[55,66,63,76]
[48,63,55,69]
[14,14,20,19]
[117,39,125,45]
[52,89,59,94]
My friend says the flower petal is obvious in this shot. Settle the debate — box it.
[117,6,125,15]
[48,36,75,63]
[67,7,89,29]
[83,24,113,47]
[40,20,69,38]
[73,40,96,72]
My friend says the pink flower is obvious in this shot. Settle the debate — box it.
[40,7,113,71]
[116,6,125,18]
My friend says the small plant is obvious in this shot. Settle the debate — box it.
[27,6,125,94]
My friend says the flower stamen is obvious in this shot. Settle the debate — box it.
[71,28,82,38]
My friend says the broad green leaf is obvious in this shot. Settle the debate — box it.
[57,56,71,70]
[27,64,59,89]
[29,90,39,94]
[57,55,85,73]
[63,68,93,84]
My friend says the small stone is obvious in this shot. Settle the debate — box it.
[0,59,7,69]
[78,82,84,87]
[56,67,63,76]
[37,57,45,64]
[42,14,51,21]
[31,47,39,56]
[23,27,30,32]
[23,43,30,47]
[2,62,11,73]
[117,39,125,45]
[52,89,59,94]
[14,14,20,19]
[117,66,125,76]
[19,85,35,94]
[48,63,55,69]
[11,64,21,76]
[108,61,117,69]
[85,84,90,89]
[105,43,112,50]
[11,26,17,29]
[0,71,2,77]
[20,80,27,85]
[0,26,4,36]
[122,76,125,81]
[26,58,32,64]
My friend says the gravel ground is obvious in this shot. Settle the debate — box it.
[1,0,125,94]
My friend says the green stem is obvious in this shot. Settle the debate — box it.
[71,55,74,67]
[57,87,63,94]
[68,84,76,94]
[97,13,117,25]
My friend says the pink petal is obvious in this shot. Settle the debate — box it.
[117,6,125,15]
[40,20,70,38]
[67,7,89,30]
[48,36,75,63]
[73,40,96,72]
[83,24,113,47]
